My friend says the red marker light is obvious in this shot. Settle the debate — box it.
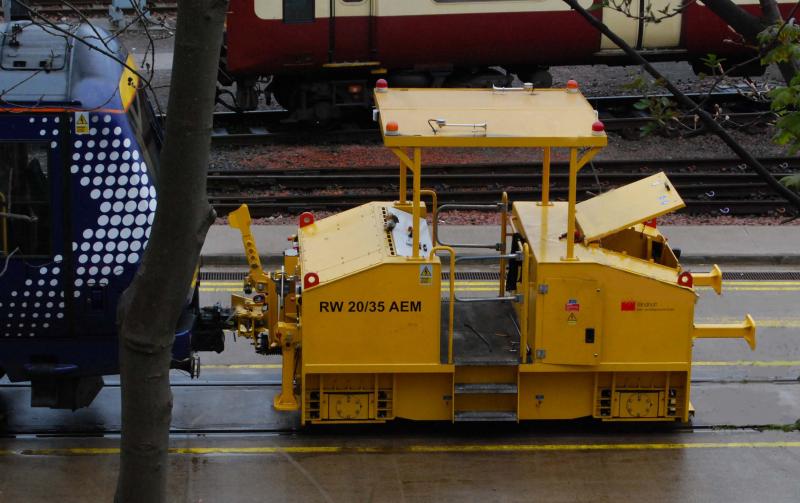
[298,212,315,228]
[385,121,400,136]
[592,121,605,135]
[304,272,320,289]
[566,79,579,93]
[375,79,389,93]
[678,271,694,288]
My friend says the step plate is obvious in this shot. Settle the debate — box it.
[454,411,518,422]
[454,383,518,394]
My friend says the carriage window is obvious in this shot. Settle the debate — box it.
[284,0,315,23]
[0,142,51,257]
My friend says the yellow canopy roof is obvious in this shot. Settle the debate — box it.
[374,88,607,148]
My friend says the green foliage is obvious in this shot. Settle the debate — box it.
[622,74,648,92]
[699,53,727,76]
[780,174,800,192]
[635,96,678,136]
[761,23,800,166]
[622,72,678,137]
[759,22,800,66]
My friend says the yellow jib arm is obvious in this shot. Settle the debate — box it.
[228,204,268,285]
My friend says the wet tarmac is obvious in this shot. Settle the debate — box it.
[2,430,800,502]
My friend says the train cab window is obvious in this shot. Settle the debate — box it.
[283,0,315,23]
[0,142,51,257]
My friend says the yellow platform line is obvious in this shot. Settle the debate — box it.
[4,441,800,457]
[693,360,800,367]
[200,360,800,370]
[723,281,800,286]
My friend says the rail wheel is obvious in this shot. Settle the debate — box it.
[445,68,512,88]
[514,66,554,88]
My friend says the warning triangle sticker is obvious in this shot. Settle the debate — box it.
[419,264,433,285]
[75,112,90,134]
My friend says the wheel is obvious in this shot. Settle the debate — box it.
[445,68,512,88]
[516,68,553,88]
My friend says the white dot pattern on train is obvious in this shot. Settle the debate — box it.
[0,113,156,338]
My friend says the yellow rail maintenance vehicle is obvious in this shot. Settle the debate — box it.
[228,82,756,425]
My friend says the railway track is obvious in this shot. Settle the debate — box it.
[4,379,799,437]
[208,91,774,145]
[207,157,799,217]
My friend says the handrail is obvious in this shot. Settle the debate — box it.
[498,192,509,295]
[455,253,520,263]
[432,245,456,364]
[419,188,437,220]
[520,242,531,363]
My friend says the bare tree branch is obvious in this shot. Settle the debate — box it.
[564,0,800,215]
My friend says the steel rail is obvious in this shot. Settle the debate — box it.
[209,170,796,190]
[3,379,798,436]
[205,157,798,216]
[209,193,791,217]
[209,161,798,177]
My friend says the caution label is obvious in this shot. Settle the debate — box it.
[419,264,433,285]
[567,313,578,325]
[75,112,90,135]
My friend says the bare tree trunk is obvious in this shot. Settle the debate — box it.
[700,0,764,39]
[115,0,227,501]
[701,0,798,85]
[563,0,800,214]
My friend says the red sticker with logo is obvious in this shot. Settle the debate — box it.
[565,299,580,312]
[621,301,636,311]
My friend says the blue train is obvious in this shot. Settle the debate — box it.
[0,19,223,409]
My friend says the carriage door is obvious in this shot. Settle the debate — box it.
[330,0,374,63]
[0,113,73,339]
[601,0,682,50]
